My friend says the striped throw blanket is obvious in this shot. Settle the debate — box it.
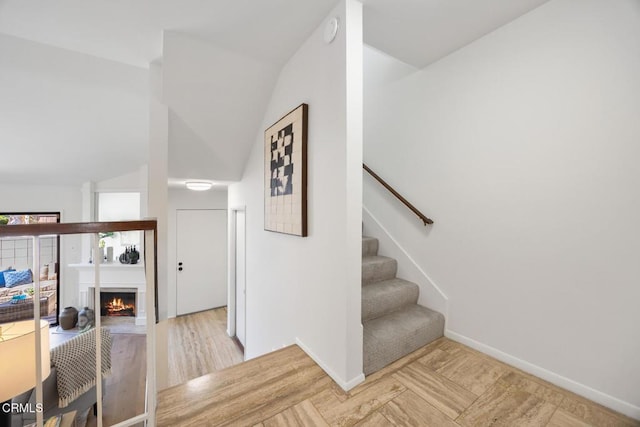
[50,327,112,407]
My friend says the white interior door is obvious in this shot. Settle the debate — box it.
[176,209,227,316]
[235,210,246,346]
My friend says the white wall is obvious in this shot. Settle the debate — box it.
[95,166,148,193]
[364,0,640,417]
[167,187,228,318]
[0,183,82,308]
[344,0,364,381]
[80,166,149,263]
[228,0,364,390]
[148,61,170,390]
[98,193,141,222]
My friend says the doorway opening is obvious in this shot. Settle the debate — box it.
[228,207,246,353]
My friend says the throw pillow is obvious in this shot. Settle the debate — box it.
[4,269,33,288]
[0,268,16,287]
[40,265,49,280]
[47,262,57,280]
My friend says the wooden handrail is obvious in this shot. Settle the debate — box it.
[0,220,157,237]
[363,164,433,226]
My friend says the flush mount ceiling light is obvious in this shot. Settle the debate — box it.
[185,181,213,191]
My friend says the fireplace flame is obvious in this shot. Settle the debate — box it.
[105,297,135,314]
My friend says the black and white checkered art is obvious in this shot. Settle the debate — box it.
[270,123,294,197]
[264,104,308,236]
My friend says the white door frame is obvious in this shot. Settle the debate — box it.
[227,206,246,346]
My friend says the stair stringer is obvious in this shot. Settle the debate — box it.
[363,206,449,323]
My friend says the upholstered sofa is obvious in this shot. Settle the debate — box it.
[0,263,57,304]
[0,279,57,324]
[10,329,111,427]
[0,291,56,323]
[0,280,57,304]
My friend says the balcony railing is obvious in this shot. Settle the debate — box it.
[0,220,157,427]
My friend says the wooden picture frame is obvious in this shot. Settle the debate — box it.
[264,103,308,236]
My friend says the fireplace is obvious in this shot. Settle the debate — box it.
[100,291,136,317]
[74,265,147,325]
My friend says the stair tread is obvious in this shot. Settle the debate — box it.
[362,255,394,263]
[364,304,443,333]
[362,277,417,294]
[363,304,444,375]
[362,278,419,321]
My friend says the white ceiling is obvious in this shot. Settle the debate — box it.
[363,0,551,68]
[0,0,337,186]
[163,31,281,183]
[0,33,148,186]
[0,0,338,69]
[0,0,552,186]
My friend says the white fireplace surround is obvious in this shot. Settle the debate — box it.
[69,263,147,325]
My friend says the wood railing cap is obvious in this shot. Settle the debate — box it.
[0,219,158,237]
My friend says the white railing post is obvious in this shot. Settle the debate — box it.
[93,233,103,427]
[33,236,43,427]
[144,229,157,426]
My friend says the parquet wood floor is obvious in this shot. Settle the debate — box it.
[158,334,639,427]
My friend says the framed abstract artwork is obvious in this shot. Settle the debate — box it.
[264,103,308,236]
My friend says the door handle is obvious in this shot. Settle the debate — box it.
[178,267,183,271]
[178,262,183,266]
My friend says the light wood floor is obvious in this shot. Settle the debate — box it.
[157,337,639,427]
[167,307,244,387]
[86,333,147,427]
[82,307,243,426]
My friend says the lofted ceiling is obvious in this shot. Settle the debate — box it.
[0,0,338,186]
[363,0,551,68]
[0,0,339,69]
[0,33,148,186]
[0,0,551,186]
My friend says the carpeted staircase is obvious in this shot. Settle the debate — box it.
[362,236,444,375]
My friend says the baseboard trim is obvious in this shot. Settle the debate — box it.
[445,329,640,421]
[295,338,365,391]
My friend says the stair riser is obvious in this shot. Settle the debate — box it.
[362,282,419,322]
[362,238,379,257]
[360,235,446,376]
[363,307,445,375]
[362,258,397,285]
